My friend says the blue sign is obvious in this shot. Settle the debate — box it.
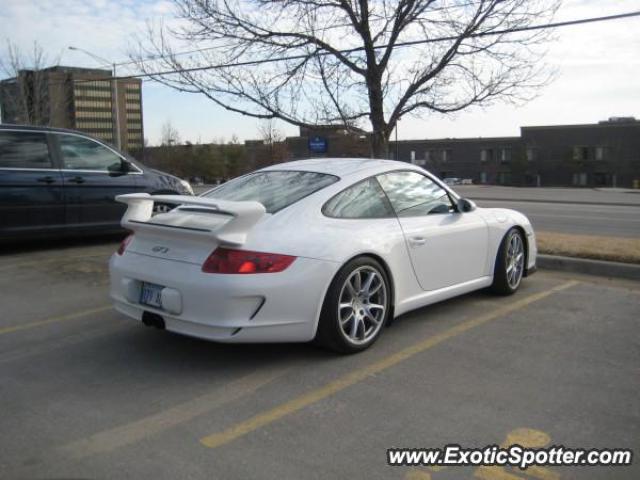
[308,136,328,153]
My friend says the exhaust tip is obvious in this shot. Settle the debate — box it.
[142,311,166,330]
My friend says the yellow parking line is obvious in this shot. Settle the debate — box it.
[0,305,112,336]
[200,280,579,449]
[60,366,290,459]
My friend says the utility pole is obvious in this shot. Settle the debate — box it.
[395,121,399,161]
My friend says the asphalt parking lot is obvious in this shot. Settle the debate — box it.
[1,237,639,479]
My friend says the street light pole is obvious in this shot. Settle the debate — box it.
[112,62,120,150]
[68,46,121,150]
[395,121,399,161]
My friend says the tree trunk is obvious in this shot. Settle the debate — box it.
[370,129,389,159]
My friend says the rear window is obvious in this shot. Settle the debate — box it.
[203,170,339,213]
[0,131,52,169]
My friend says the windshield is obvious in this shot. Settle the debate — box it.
[203,170,339,213]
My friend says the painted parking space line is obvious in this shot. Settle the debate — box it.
[60,365,291,459]
[406,428,560,480]
[0,305,112,336]
[200,280,579,449]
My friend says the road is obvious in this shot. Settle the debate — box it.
[196,184,640,238]
[1,239,639,479]
[455,186,640,207]
[454,186,640,238]
[474,200,640,238]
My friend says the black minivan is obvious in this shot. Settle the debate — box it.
[0,125,192,240]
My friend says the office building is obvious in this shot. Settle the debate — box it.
[0,66,143,152]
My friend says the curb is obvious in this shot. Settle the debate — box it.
[537,254,640,281]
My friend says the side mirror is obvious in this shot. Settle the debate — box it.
[456,197,476,213]
[109,160,131,176]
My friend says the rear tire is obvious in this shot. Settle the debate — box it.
[490,228,525,295]
[315,257,391,354]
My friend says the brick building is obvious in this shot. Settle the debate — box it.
[390,118,640,188]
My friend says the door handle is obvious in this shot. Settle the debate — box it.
[69,176,86,184]
[37,176,56,184]
[409,236,427,246]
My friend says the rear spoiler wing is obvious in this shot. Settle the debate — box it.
[115,193,266,246]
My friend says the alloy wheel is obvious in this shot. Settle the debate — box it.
[506,232,524,289]
[337,266,387,345]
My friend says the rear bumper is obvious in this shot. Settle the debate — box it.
[109,251,338,343]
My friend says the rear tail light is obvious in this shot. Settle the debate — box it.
[117,234,134,256]
[202,247,296,274]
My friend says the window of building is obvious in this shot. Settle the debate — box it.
[480,172,488,184]
[0,131,51,169]
[323,177,394,219]
[497,172,512,185]
[572,172,587,186]
[442,149,451,162]
[595,146,605,161]
[75,88,112,99]
[75,99,112,109]
[377,171,454,217]
[525,147,537,161]
[410,150,416,163]
[76,111,113,119]
[480,148,493,162]
[572,146,591,161]
[58,134,123,171]
[499,148,512,163]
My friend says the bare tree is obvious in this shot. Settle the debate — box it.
[258,119,285,145]
[160,119,181,145]
[133,0,560,158]
[0,40,62,126]
[256,118,289,166]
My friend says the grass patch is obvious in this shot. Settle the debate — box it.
[536,231,640,264]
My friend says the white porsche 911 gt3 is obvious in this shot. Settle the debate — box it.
[109,158,536,353]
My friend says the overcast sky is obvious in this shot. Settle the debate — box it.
[1,0,638,145]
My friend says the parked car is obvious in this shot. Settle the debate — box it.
[0,125,192,240]
[443,177,462,186]
[110,158,537,353]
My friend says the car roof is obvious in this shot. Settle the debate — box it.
[0,123,95,135]
[260,157,409,176]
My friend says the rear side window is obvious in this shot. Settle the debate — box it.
[0,131,51,168]
[323,177,395,219]
[204,170,339,214]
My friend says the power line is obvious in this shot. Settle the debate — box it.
[113,10,640,81]
[83,0,485,70]
[24,8,640,87]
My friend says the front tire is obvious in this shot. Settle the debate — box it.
[490,228,526,295]
[315,257,391,354]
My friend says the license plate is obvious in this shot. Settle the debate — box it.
[140,282,164,309]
